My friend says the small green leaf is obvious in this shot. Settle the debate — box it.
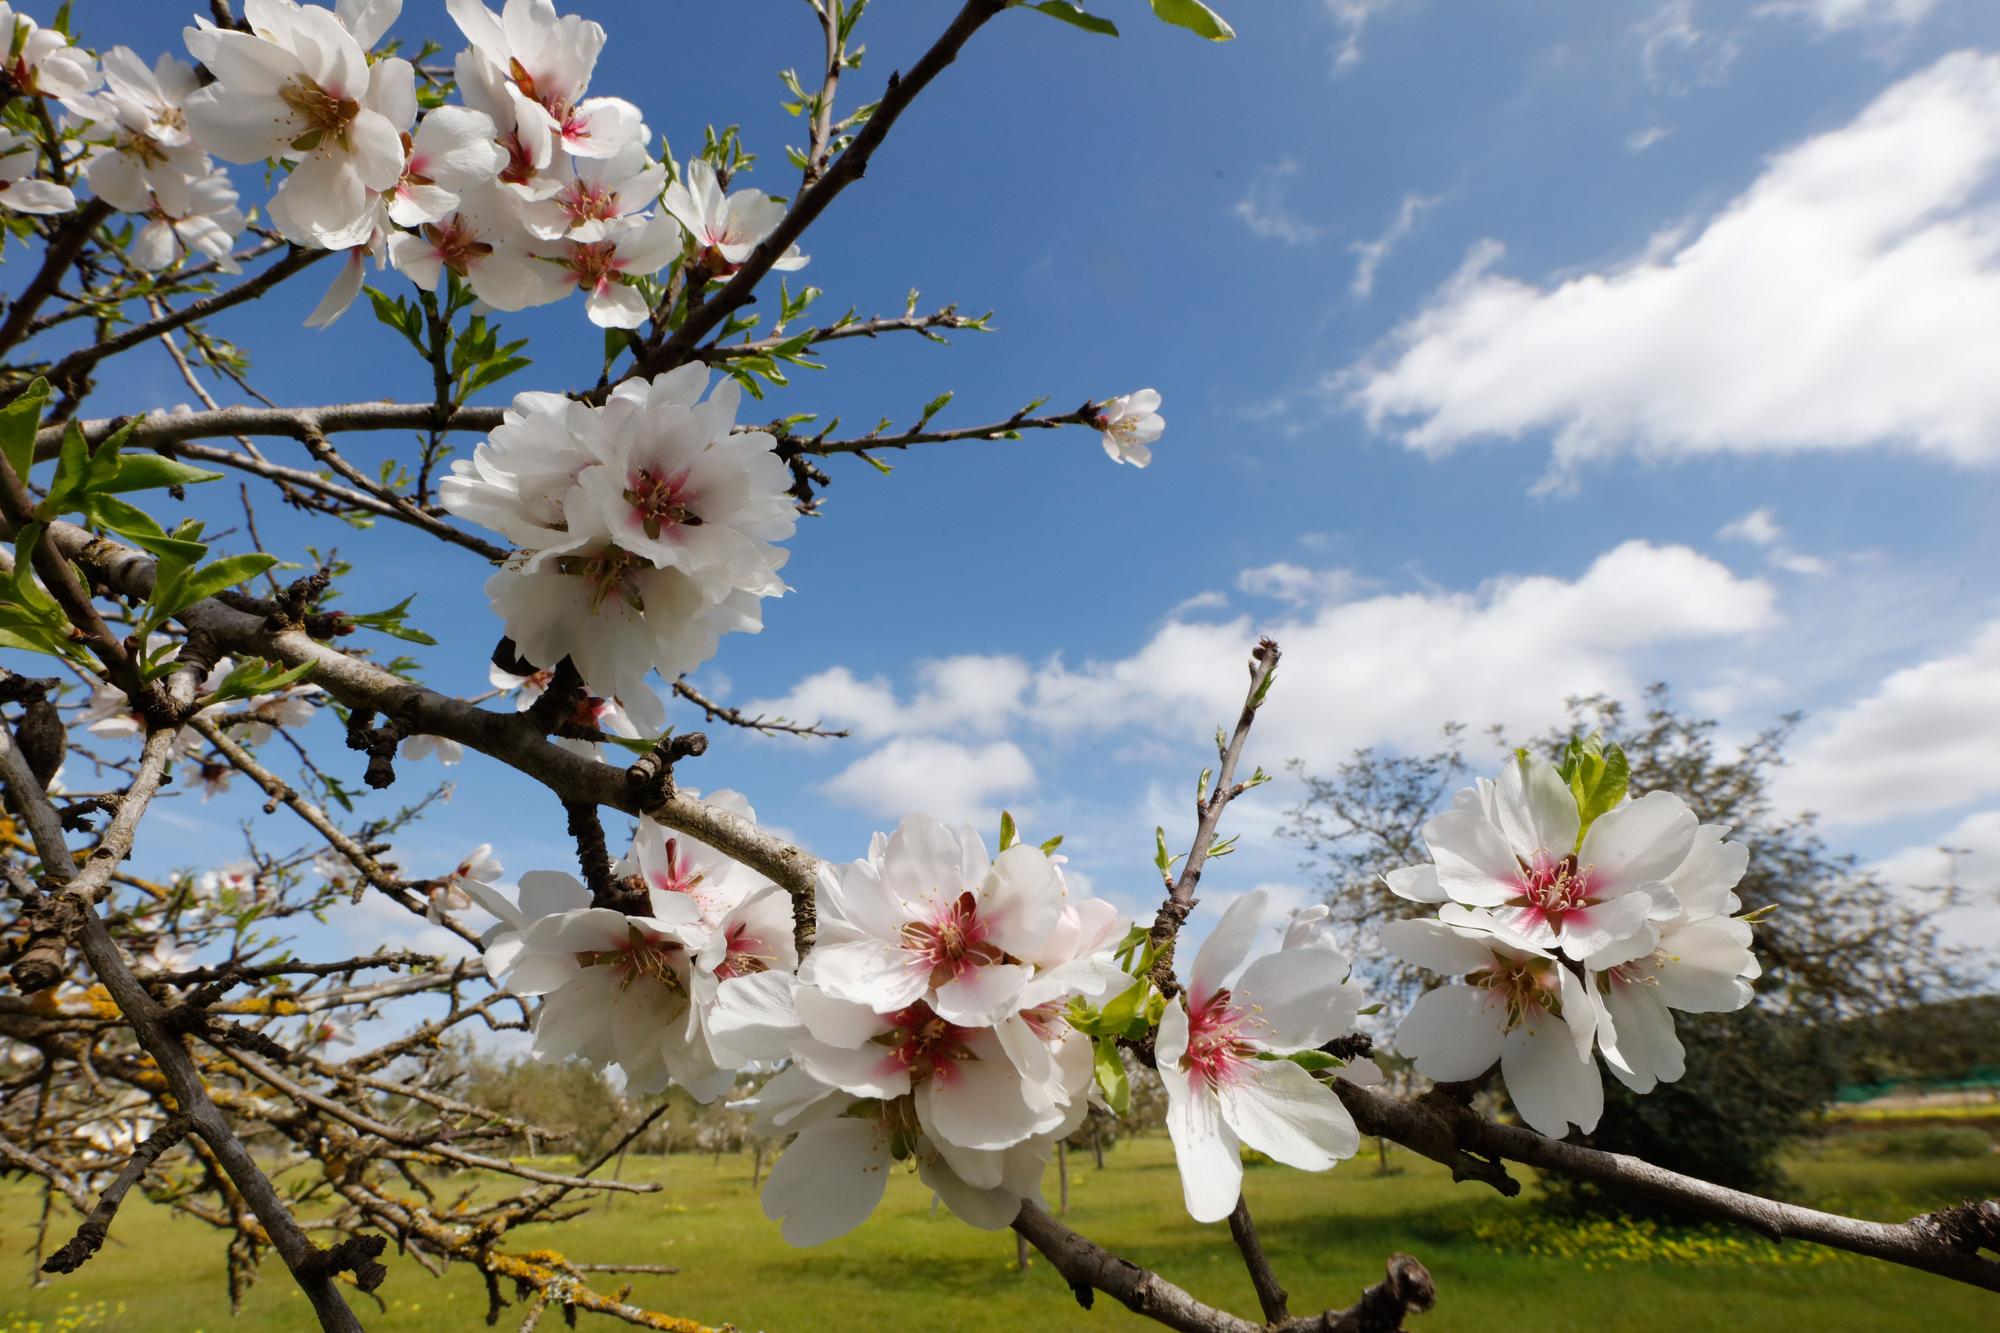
[100,453,224,494]
[1038,833,1064,855]
[1154,826,1172,877]
[160,553,279,615]
[1264,1049,1342,1072]
[0,378,49,483]
[998,810,1018,851]
[1148,0,1233,40]
[1092,1037,1130,1116]
[1025,1,1119,35]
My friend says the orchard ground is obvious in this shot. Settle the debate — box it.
[3,1125,1996,1332]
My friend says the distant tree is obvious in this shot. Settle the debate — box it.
[1283,686,1973,1207]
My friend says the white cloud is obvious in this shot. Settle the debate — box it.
[1717,508,1832,576]
[1637,1,1740,92]
[1348,53,2000,480]
[1032,540,1775,768]
[1627,125,1675,153]
[1870,808,2000,957]
[1235,562,1367,606]
[1169,589,1231,618]
[1719,508,1784,546]
[1233,157,1322,245]
[819,737,1036,827]
[1350,192,1439,299]
[744,655,1030,741]
[1326,0,1395,76]
[1779,619,2000,824]
[1757,0,1942,33]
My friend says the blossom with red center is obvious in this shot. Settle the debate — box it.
[538,212,679,328]
[1095,389,1164,467]
[1157,888,1364,1223]
[183,3,408,250]
[661,158,809,274]
[807,814,1064,1027]
[1422,753,1693,963]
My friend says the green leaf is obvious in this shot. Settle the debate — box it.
[1562,735,1630,847]
[0,378,49,483]
[346,595,439,645]
[1024,1,1119,35]
[1092,1037,1130,1116]
[9,524,61,618]
[202,657,316,707]
[998,810,1018,851]
[1148,0,1233,40]
[1038,833,1064,855]
[158,553,278,617]
[37,421,90,518]
[96,498,209,565]
[99,453,224,494]
[1266,1049,1342,1072]
[1093,975,1149,1038]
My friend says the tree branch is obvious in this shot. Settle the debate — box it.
[41,1114,190,1275]
[1147,637,1280,994]
[637,0,1008,375]
[1332,1078,2000,1292]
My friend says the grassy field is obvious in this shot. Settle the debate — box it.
[3,1133,1996,1332]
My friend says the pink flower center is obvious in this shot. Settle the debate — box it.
[648,836,704,898]
[1181,988,1255,1092]
[1471,955,1562,1032]
[898,891,1005,989]
[564,239,624,295]
[622,466,701,541]
[499,131,538,186]
[877,1002,974,1086]
[421,216,493,276]
[561,177,621,226]
[1511,850,1597,926]
[580,926,685,990]
[279,78,360,152]
[716,922,772,980]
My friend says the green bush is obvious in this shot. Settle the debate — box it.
[1852,1126,1994,1160]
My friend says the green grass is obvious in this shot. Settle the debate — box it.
[3,1134,1995,1332]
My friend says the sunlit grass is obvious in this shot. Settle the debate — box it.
[3,1134,1995,1331]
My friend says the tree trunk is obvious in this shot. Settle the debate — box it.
[1092,1128,1104,1170]
[1015,1231,1030,1273]
[752,1141,765,1188]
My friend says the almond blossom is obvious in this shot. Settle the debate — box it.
[804,814,1064,1027]
[661,158,808,274]
[443,371,794,709]
[1421,753,1690,964]
[0,127,73,214]
[515,140,664,242]
[1156,888,1364,1223]
[385,104,507,227]
[183,1,410,250]
[128,165,244,273]
[448,0,645,163]
[1095,389,1163,467]
[1587,823,1761,1093]
[0,2,98,105]
[1383,916,1602,1139]
[73,48,206,214]
[532,211,682,327]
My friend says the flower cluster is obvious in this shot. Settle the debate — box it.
[470,790,798,1101]
[440,366,795,715]
[0,2,247,265]
[0,1,807,328]
[1382,745,1760,1138]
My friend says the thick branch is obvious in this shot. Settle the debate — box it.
[37,520,824,929]
[1333,1079,2000,1292]
[1014,1201,1433,1333]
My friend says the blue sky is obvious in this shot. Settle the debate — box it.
[35,0,2000,962]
